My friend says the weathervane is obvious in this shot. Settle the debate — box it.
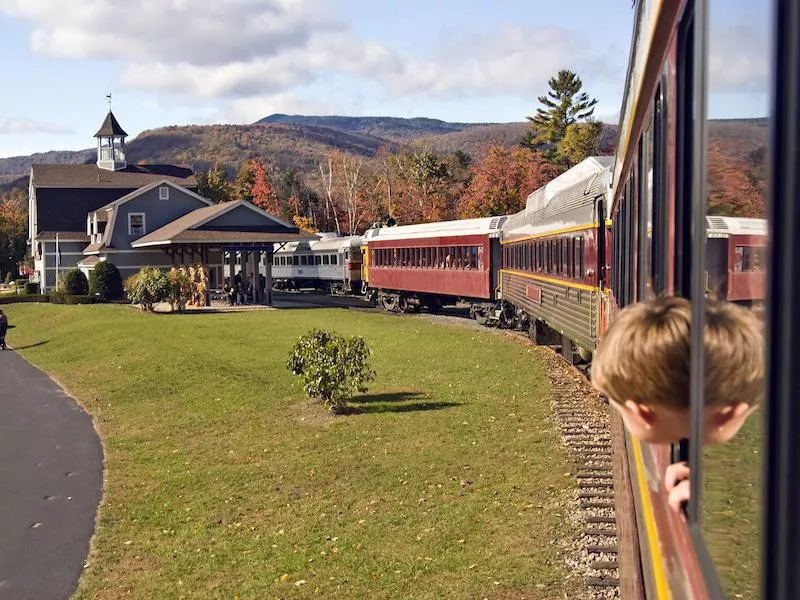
[106,93,112,107]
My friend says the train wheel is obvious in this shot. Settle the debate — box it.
[379,292,400,313]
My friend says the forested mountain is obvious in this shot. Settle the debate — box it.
[0,116,767,188]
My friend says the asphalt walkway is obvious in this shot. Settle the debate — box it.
[0,349,103,600]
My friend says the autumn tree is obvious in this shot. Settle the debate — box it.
[251,159,279,214]
[391,149,457,223]
[707,141,766,218]
[522,69,598,158]
[195,165,231,203]
[234,159,257,201]
[0,188,28,280]
[555,120,604,167]
[459,146,561,218]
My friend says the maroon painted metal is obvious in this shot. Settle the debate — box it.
[368,233,494,300]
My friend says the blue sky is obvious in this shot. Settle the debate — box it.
[0,0,770,158]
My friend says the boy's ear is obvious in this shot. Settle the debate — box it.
[624,400,657,426]
[708,402,756,427]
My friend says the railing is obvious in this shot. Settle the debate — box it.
[98,147,125,162]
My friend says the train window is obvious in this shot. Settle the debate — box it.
[293,256,299,266]
[302,255,309,266]
[322,255,329,265]
[579,238,584,278]
[734,246,765,272]
[477,246,484,270]
[315,255,322,265]
[561,239,567,276]
[331,254,338,266]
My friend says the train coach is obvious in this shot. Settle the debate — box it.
[363,216,506,314]
[272,234,363,294]
[498,156,611,362]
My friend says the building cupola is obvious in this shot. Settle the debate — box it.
[94,110,128,171]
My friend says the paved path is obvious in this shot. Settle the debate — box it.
[0,349,103,600]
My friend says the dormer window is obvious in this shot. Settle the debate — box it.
[159,186,169,200]
[128,213,146,236]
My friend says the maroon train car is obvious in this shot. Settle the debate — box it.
[705,216,767,304]
[363,216,507,313]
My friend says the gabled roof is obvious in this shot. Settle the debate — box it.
[87,180,213,253]
[94,111,128,137]
[31,164,196,189]
[131,200,317,247]
[94,179,213,213]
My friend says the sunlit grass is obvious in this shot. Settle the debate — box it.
[6,304,575,599]
[703,413,761,600]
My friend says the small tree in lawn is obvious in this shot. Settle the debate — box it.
[59,268,89,295]
[166,268,193,312]
[125,267,169,312]
[287,329,376,414]
[89,260,124,301]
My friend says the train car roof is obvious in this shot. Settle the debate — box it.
[501,157,611,241]
[274,235,362,253]
[363,216,508,242]
[706,216,768,238]
[524,156,611,214]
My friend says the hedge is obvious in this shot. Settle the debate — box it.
[0,294,49,305]
[48,292,98,305]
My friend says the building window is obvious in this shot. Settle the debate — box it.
[159,186,169,200]
[128,213,146,236]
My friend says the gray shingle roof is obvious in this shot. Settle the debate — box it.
[94,111,128,137]
[31,164,196,189]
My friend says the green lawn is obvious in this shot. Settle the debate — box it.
[5,304,574,600]
[703,413,761,600]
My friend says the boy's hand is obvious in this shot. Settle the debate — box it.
[664,461,691,514]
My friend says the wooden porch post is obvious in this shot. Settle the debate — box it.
[249,250,259,304]
[265,247,273,306]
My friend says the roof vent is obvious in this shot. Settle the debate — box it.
[707,216,728,230]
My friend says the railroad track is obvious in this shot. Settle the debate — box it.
[537,348,621,599]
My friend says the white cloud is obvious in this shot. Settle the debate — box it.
[0,0,622,117]
[709,24,769,93]
[0,118,73,135]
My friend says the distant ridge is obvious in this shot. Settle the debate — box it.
[256,114,504,141]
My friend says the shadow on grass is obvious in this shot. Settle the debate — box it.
[10,340,49,350]
[348,392,460,414]
[349,391,425,404]
[359,401,460,414]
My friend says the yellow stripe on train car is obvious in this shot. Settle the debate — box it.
[631,437,672,599]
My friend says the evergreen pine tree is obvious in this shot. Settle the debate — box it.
[522,70,598,157]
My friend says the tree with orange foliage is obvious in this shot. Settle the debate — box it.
[459,146,561,218]
[0,189,27,279]
[251,159,279,215]
[706,141,766,218]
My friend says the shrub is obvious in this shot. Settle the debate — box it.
[0,294,48,305]
[89,261,124,301]
[287,329,375,414]
[3,273,11,284]
[48,292,97,305]
[59,269,89,295]
[125,268,169,312]
[23,282,39,295]
[167,268,193,312]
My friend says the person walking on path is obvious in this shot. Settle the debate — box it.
[0,309,7,350]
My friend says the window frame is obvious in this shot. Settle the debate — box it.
[128,212,146,236]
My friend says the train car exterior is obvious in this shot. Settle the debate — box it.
[499,156,611,360]
[606,0,722,597]
[705,216,767,304]
[364,217,506,313]
[272,235,363,294]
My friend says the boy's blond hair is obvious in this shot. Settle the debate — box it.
[592,296,764,409]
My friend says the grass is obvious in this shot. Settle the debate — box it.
[5,304,575,600]
[703,413,761,599]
